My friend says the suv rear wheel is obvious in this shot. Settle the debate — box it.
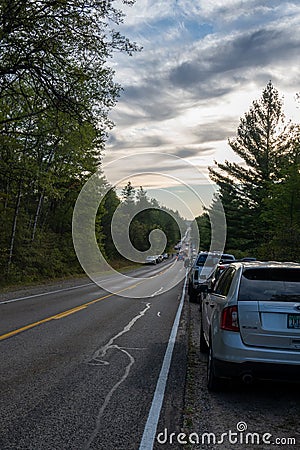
[207,345,222,391]
[189,290,198,302]
[200,316,208,353]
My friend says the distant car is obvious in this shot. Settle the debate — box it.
[219,253,235,262]
[145,256,157,265]
[188,252,235,302]
[200,261,300,391]
[184,257,191,268]
[163,253,169,259]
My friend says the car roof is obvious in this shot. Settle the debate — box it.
[229,261,300,270]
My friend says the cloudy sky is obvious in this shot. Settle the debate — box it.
[103,0,300,218]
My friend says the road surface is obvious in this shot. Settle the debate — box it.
[0,258,188,450]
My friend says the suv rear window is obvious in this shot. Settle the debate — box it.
[238,268,300,302]
[221,254,235,261]
[196,254,208,266]
[196,254,219,267]
[214,267,236,296]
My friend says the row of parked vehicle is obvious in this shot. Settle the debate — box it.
[145,253,169,265]
[188,252,300,391]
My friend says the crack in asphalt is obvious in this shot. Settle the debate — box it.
[83,302,151,449]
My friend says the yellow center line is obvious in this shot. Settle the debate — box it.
[53,304,88,320]
[0,280,146,342]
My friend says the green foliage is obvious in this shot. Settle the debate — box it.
[0,0,140,127]
[259,125,300,260]
[196,213,210,251]
[0,0,139,285]
[206,82,300,261]
[117,183,184,258]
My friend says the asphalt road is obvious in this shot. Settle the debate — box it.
[0,259,188,450]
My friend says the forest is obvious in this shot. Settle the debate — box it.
[0,0,142,285]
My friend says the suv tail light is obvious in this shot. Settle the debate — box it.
[221,306,239,332]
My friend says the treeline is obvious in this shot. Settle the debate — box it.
[197,82,300,261]
[0,0,141,285]
[119,182,183,257]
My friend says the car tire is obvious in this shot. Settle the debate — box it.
[207,345,222,392]
[189,290,198,302]
[199,316,208,353]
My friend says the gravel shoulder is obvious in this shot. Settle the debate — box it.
[183,301,300,450]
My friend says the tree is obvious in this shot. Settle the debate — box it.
[0,0,139,281]
[100,186,121,260]
[209,81,285,253]
[261,125,300,260]
[118,182,183,257]
[121,181,136,202]
[196,213,210,251]
[0,0,139,127]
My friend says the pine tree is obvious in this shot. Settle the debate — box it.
[261,125,300,260]
[209,81,285,253]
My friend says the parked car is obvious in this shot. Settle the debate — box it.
[188,252,235,302]
[145,256,157,265]
[205,261,233,291]
[205,258,257,292]
[200,261,300,391]
[219,253,235,262]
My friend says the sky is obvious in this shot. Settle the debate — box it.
[103,0,300,219]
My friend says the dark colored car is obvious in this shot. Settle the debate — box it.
[188,252,235,302]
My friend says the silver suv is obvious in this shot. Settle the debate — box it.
[200,261,300,391]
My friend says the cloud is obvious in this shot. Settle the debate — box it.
[197,0,297,26]
[107,130,170,150]
[173,147,213,158]
[113,10,300,132]
[191,120,237,144]
[118,84,182,121]
[169,21,300,92]
[106,0,300,217]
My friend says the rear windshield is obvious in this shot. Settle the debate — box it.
[221,254,235,261]
[196,254,207,265]
[196,254,219,267]
[238,268,300,302]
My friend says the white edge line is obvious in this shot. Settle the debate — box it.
[139,271,188,450]
[0,263,173,305]
[0,282,95,305]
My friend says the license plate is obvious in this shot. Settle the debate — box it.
[288,314,300,329]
